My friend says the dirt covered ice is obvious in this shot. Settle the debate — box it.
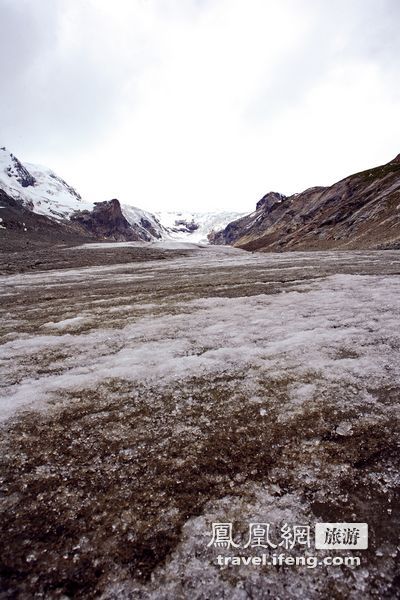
[0,245,399,598]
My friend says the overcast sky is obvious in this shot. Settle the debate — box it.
[0,0,399,212]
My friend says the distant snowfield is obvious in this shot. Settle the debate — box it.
[1,247,399,422]
[155,210,246,242]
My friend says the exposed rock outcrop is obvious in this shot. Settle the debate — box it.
[211,155,400,251]
[255,191,287,211]
[172,219,200,233]
[71,199,141,241]
[0,192,148,251]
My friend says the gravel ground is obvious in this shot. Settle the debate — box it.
[0,244,399,599]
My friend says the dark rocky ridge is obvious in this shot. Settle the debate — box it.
[71,199,141,241]
[210,155,400,251]
[256,191,287,210]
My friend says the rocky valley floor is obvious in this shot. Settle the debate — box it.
[0,243,399,599]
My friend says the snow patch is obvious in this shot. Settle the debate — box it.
[1,263,399,422]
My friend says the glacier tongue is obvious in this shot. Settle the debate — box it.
[155,210,246,243]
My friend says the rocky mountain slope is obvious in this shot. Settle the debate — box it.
[0,147,168,244]
[71,199,145,242]
[211,155,400,251]
[0,189,95,251]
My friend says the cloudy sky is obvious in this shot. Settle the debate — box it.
[0,0,399,212]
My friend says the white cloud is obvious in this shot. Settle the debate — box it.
[0,0,399,211]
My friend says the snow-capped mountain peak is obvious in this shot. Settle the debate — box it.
[0,147,93,219]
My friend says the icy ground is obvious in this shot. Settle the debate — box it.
[0,245,399,598]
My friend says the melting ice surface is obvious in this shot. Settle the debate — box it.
[1,246,399,421]
[0,246,399,598]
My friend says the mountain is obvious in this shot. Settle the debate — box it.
[0,147,248,246]
[5,145,398,252]
[0,188,95,251]
[0,147,167,243]
[0,147,92,219]
[156,210,246,243]
[71,199,146,241]
[210,155,400,251]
